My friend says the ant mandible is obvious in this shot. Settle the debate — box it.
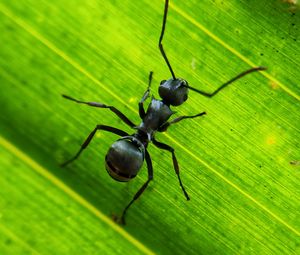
[61,0,266,224]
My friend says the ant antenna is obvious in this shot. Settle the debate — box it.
[184,66,267,97]
[159,0,176,80]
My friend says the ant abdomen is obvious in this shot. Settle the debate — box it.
[159,78,189,106]
[105,137,145,182]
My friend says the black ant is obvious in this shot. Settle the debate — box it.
[61,0,266,224]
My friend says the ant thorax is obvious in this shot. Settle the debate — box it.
[138,98,174,136]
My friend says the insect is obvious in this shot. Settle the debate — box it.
[61,0,266,224]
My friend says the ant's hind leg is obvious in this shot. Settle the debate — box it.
[120,149,153,224]
[62,95,136,128]
[139,71,153,119]
[61,125,128,167]
[153,138,190,201]
[158,112,206,132]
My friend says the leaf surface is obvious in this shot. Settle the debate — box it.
[0,0,299,254]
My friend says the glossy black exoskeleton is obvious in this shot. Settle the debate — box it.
[61,0,266,224]
[61,71,201,223]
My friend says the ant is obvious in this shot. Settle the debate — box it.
[61,0,266,224]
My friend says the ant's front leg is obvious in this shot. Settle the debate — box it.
[139,71,153,119]
[158,112,206,132]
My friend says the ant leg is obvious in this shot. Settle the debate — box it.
[61,125,128,167]
[158,111,206,132]
[185,66,267,97]
[139,71,153,119]
[152,138,190,201]
[62,95,136,128]
[120,149,153,224]
[159,0,176,79]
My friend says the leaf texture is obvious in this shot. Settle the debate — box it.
[0,0,299,254]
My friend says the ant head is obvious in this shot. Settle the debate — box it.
[159,78,189,106]
[105,136,145,182]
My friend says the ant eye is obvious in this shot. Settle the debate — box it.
[160,80,166,85]
[180,80,187,87]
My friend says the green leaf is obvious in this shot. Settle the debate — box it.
[0,0,299,254]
